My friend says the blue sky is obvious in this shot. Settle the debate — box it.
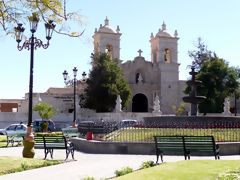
[1,0,240,99]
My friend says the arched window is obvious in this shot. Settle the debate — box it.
[105,44,113,59]
[136,73,140,83]
[164,48,171,63]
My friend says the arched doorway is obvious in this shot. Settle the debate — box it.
[132,93,148,112]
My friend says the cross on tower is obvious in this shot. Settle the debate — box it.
[138,49,143,57]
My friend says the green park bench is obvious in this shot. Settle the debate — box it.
[154,136,186,163]
[34,136,74,160]
[184,136,220,160]
[6,131,25,147]
[154,135,220,163]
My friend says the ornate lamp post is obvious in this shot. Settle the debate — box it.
[63,67,78,128]
[14,15,55,158]
[82,71,87,81]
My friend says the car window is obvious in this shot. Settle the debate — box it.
[16,125,23,130]
[21,125,27,130]
[6,125,16,130]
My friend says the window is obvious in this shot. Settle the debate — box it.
[6,125,16,130]
[105,44,113,59]
[164,48,171,63]
[136,73,140,83]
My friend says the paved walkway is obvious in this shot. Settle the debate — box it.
[0,147,239,180]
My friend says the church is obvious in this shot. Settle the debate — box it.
[92,18,186,114]
[0,18,187,115]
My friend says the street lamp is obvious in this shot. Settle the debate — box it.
[14,15,55,158]
[82,71,87,81]
[63,67,78,128]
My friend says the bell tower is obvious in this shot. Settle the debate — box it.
[149,22,180,113]
[92,17,121,60]
[150,22,179,64]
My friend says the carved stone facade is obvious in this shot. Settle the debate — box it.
[92,18,186,114]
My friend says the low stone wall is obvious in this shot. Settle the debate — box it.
[72,138,240,156]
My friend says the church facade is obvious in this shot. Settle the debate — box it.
[93,18,187,114]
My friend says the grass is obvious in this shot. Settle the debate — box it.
[113,160,240,180]
[0,135,7,147]
[0,156,62,175]
[104,127,240,142]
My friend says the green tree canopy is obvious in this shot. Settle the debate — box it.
[0,0,84,37]
[185,39,240,113]
[197,59,239,113]
[80,53,132,112]
[33,101,59,120]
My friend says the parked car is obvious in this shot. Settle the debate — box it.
[116,119,138,129]
[33,119,55,132]
[0,123,27,135]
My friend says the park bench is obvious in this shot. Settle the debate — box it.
[154,135,220,163]
[6,132,25,147]
[34,136,74,160]
[184,136,220,160]
[154,136,187,163]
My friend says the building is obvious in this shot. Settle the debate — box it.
[93,17,186,114]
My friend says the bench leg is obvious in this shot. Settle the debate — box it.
[6,140,9,147]
[156,153,159,164]
[70,149,74,159]
[65,149,70,160]
[160,153,163,163]
[50,149,54,159]
[44,149,53,159]
[44,149,48,159]
[215,154,220,160]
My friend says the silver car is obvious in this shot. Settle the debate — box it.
[0,124,27,135]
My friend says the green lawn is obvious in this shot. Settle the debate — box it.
[0,156,61,175]
[0,135,7,147]
[113,160,240,180]
[105,128,240,142]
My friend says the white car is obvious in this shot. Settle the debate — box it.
[0,124,27,135]
[117,119,138,129]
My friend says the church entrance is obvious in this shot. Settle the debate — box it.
[132,93,148,112]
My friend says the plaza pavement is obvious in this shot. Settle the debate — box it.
[0,147,239,180]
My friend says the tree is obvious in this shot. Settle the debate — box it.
[185,39,240,113]
[33,101,59,120]
[80,53,132,112]
[197,59,239,113]
[0,0,84,37]
[188,37,213,72]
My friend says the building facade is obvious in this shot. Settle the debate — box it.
[92,18,186,114]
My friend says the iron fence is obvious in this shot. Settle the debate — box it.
[78,121,240,143]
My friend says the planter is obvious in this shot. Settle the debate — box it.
[22,140,35,158]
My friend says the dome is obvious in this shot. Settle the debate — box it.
[155,22,173,38]
[156,30,173,38]
[99,25,117,33]
[98,17,117,34]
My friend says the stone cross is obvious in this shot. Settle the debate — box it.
[138,49,143,57]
